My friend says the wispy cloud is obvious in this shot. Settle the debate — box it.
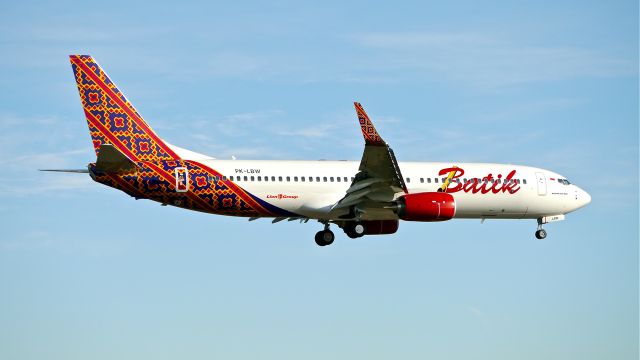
[349,32,636,88]
[467,305,485,318]
[275,123,337,138]
[0,174,94,196]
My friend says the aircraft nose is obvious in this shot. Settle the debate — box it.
[577,187,591,209]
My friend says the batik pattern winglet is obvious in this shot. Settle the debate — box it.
[69,55,180,161]
[354,102,384,146]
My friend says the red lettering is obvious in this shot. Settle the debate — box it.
[437,168,521,195]
[501,170,520,194]
[438,167,464,193]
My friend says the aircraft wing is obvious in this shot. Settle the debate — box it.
[332,103,408,214]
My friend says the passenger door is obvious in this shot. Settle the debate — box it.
[535,172,547,196]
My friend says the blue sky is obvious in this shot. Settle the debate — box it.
[0,1,637,359]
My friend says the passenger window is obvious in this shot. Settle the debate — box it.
[330,177,334,182]
[337,177,341,182]
[406,177,410,183]
[523,179,527,184]
[351,177,355,182]
[427,178,431,183]
[294,176,298,182]
[257,176,261,181]
[434,178,438,183]
[323,177,327,182]
[278,176,282,182]
[316,177,321,182]
[344,177,348,182]
[264,176,268,182]
[301,177,306,182]
[309,177,313,182]
[286,176,291,182]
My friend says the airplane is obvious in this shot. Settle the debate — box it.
[45,55,591,246]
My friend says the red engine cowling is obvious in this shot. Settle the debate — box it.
[361,220,399,235]
[397,192,456,222]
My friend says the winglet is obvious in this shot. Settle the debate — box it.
[354,102,385,146]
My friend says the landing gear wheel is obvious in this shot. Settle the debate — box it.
[345,222,365,239]
[535,229,547,240]
[315,230,335,246]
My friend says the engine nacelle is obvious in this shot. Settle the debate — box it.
[397,192,456,222]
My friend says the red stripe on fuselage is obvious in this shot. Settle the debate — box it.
[144,161,215,212]
[106,172,143,197]
[186,161,275,216]
[85,109,140,161]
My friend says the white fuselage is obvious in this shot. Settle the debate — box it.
[194,159,591,221]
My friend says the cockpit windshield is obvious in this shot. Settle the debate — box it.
[556,178,571,185]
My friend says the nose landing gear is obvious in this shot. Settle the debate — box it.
[535,218,547,239]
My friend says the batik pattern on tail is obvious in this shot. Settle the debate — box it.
[70,55,179,161]
[91,160,295,217]
[71,55,295,218]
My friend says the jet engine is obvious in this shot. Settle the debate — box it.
[396,192,456,221]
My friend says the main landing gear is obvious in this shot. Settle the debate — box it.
[315,223,335,246]
[344,222,365,239]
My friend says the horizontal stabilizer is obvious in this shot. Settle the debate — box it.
[95,144,137,173]
[39,169,89,173]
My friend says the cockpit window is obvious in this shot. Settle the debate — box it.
[557,178,571,185]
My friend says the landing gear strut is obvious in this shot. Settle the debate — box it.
[315,223,335,246]
[535,218,547,240]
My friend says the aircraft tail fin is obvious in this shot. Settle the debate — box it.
[69,55,180,162]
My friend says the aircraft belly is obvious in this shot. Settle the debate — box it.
[453,192,529,219]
